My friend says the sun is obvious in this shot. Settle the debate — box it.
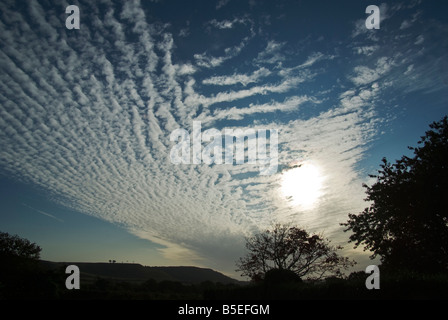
[280,163,324,209]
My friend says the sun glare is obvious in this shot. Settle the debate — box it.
[280,163,324,209]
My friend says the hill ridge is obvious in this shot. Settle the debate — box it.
[40,260,242,284]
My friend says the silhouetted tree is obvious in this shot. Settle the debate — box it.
[236,224,355,281]
[0,231,41,261]
[263,268,302,287]
[342,116,448,273]
[0,231,58,298]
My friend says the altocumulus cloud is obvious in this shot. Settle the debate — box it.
[1,0,444,275]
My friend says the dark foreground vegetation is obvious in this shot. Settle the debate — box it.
[1,229,447,300]
[1,254,447,300]
[205,270,448,300]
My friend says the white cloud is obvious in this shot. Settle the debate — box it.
[216,0,231,10]
[354,45,379,56]
[199,96,317,122]
[400,20,411,30]
[194,52,226,68]
[186,74,310,109]
[194,36,250,69]
[414,35,424,45]
[176,63,197,76]
[202,67,271,86]
[352,19,368,38]
[350,57,394,86]
[278,52,334,77]
[178,27,190,37]
[298,52,326,68]
[404,64,414,75]
[208,17,249,29]
[256,40,286,64]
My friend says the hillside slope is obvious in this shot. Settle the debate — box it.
[40,261,241,284]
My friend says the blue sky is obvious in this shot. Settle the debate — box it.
[0,0,447,278]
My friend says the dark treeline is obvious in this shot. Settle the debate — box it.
[205,269,448,300]
[1,256,448,299]
[0,257,239,299]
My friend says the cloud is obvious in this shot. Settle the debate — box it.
[193,17,254,70]
[207,17,249,29]
[216,0,231,10]
[178,27,190,37]
[353,45,379,56]
[278,52,334,77]
[404,64,414,76]
[194,53,227,68]
[414,35,424,45]
[194,36,251,69]
[177,64,197,75]
[400,10,421,30]
[199,96,318,122]
[186,74,311,109]
[256,40,286,64]
[298,52,327,68]
[202,67,271,86]
[400,20,411,30]
[349,57,394,86]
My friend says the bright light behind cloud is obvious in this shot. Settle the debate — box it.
[280,164,324,209]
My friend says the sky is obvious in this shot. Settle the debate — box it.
[0,0,447,279]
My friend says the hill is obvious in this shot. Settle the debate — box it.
[40,261,242,285]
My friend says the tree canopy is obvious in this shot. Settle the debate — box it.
[342,116,448,273]
[236,224,355,281]
[0,231,41,261]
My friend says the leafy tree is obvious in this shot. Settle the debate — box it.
[236,224,355,281]
[0,231,54,298]
[342,116,448,273]
[0,231,41,261]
